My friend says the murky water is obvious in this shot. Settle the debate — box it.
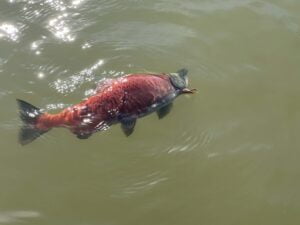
[1,0,300,224]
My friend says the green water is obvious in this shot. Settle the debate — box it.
[1,0,300,224]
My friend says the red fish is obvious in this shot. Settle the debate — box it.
[17,68,196,145]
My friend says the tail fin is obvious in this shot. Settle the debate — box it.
[17,99,47,145]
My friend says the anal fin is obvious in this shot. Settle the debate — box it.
[76,133,92,139]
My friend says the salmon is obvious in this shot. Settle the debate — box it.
[17,68,195,145]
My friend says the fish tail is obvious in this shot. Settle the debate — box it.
[17,99,49,145]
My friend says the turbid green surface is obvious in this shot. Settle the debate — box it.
[0,0,300,225]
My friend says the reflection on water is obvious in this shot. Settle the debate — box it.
[0,23,20,42]
[81,42,91,49]
[0,0,300,224]
[51,59,105,94]
[30,39,45,55]
[47,12,75,42]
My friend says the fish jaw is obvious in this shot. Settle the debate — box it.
[181,88,197,94]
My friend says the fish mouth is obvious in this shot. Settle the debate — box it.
[181,88,197,94]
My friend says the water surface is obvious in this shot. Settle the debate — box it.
[0,0,300,224]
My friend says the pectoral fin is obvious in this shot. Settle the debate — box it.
[157,103,173,119]
[121,118,136,136]
[76,133,91,139]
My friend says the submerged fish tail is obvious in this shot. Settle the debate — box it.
[17,99,50,145]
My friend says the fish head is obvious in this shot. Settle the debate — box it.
[169,68,197,94]
[169,68,189,90]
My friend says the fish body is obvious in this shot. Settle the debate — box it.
[17,69,195,145]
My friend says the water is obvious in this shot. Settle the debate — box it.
[0,0,300,224]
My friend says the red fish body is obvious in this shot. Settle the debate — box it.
[17,69,195,145]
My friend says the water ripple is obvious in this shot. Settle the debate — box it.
[208,143,272,159]
[167,133,206,154]
[113,171,168,198]
[0,89,13,100]
[0,210,40,224]
[91,22,195,50]
[154,0,254,15]
[248,2,299,32]
[165,119,241,156]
